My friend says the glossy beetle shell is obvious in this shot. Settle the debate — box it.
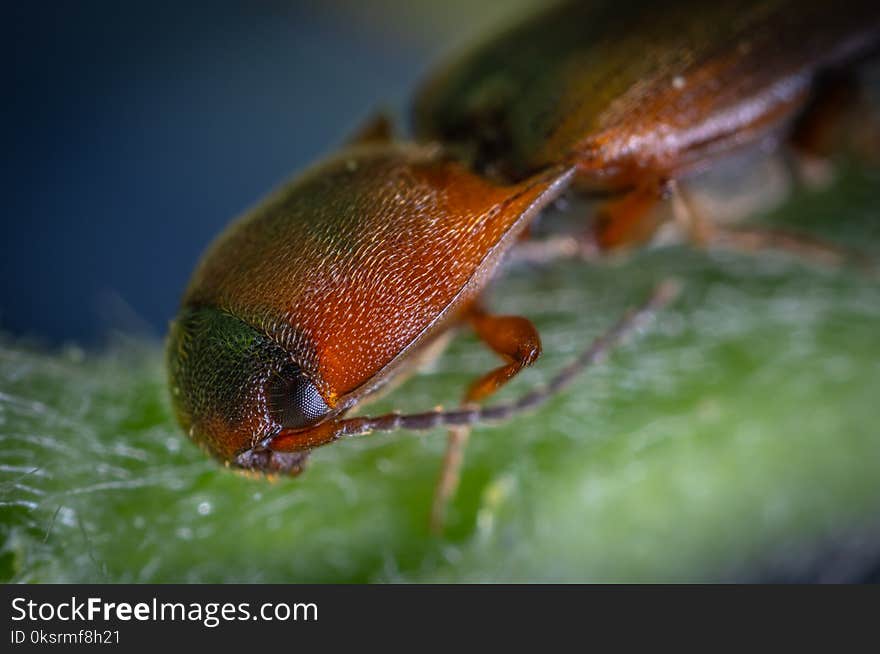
[414,0,880,186]
[167,142,570,471]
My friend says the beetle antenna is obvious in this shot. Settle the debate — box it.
[331,279,681,439]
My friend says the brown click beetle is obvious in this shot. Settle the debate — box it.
[414,0,880,259]
[169,0,879,530]
[166,138,675,530]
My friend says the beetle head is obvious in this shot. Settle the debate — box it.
[166,306,331,475]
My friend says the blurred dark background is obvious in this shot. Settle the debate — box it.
[3,0,534,345]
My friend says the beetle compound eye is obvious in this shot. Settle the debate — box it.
[267,364,331,430]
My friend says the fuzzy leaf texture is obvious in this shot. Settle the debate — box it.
[2,164,879,583]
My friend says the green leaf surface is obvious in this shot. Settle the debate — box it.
[2,165,879,583]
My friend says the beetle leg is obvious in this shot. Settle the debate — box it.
[593,178,669,252]
[513,170,873,273]
[668,179,716,247]
[509,225,604,265]
[511,179,668,264]
[706,227,874,270]
[462,308,543,402]
[430,307,542,533]
[345,112,395,145]
[669,178,875,272]
[431,425,470,533]
[787,71,880,188]
[787,73,862,189]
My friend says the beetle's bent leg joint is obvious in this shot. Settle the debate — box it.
[593,177,669,252]
[430,307,544,533]
[464,308,542,402]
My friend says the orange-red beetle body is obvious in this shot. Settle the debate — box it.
[167,143,570,473]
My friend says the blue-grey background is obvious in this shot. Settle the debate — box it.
[3,0,534,344]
